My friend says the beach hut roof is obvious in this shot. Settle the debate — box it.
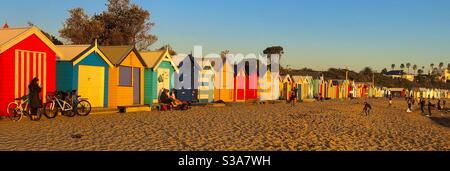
[56,42,114,67]
[140,48,179,72]
[99,45,146,67]
[0,26,64,57]
[57,45,91,61]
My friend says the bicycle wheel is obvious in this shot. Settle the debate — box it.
[43,102,58,119]
[7,102,22,122]
[76,100,91,116]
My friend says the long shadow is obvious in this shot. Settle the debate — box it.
[430,116,450,128]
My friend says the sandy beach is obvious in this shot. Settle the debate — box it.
[0,98,449,151]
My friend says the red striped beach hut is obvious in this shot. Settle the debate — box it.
[0,26,63,116]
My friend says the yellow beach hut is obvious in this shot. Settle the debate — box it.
[213,57,235,102]
[99,46,146,108]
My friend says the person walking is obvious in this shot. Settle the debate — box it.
[419,98,425,114]
[28,77,42,121]
[363,102,372,115]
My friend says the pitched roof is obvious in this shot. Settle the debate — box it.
[98,45,137,65]
[56,45,91,61]
[140,50,165,68]
[0,27,29,47]
[0,26,65,58]
[140,49,179,71]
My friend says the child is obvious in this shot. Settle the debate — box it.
[389,97,392,107]
[363,102,372,115]
[406,98,412,113]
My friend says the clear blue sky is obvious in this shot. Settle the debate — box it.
[1,0,449,71]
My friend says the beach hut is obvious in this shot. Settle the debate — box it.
[258,69,280,101]
[234,64,247,102]
[280,74,293,100]
[213,57,235,102]
[292,76,314,101]
[0,26,63,116]
[99,46,146,107]
[173,54,201,102]
[140,48,179,105]
[56,42,114,107]
[198,60,215,103]
[244,59,259,100]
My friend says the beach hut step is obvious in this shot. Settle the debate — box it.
[117,105,151,113]
[90,108,119,114]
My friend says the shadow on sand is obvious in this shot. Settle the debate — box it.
[430,115,450,128]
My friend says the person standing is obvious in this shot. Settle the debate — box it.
[290,88,297,107]
[389,96,392,107]
[28,77,42,121]
[406,98,412,113]
[427,100,433,117]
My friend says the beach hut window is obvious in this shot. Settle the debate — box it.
[179,73,184,82]
[119,66,133,86]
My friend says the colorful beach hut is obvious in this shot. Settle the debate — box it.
[198,60,215,103]
[99,46,146,107]
[213,57,235,102]
[140,48,179,104]
[0,26,63,116]
[173,54,201,102]
[258,62,280,101]
[280,74,293,100]
[56,42,113,107]
[234,64,247,102]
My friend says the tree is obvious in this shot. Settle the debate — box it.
[263,46,284,67]
[406,63,411,74]
[157,44,177,55]
[59,8,104,44]
[412,64,417,74]
[400,63,405,71]
[60,0,157,50]
[381,68,388,74]
[418,69,424,75]
[360,67,373,75]
[28,22,63,45]
[391,64,395,70]
[438,62,444,72]
[448,63,450,70]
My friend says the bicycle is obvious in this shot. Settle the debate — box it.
[44,90,91,117]
[6,95,54,122]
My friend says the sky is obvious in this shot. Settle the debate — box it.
[1,0,449,71]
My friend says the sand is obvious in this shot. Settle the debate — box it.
[0,98,449,151]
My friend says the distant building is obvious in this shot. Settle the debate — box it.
[383,70,415,82]
[439,69,450,83]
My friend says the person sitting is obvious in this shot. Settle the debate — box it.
[159,89,174,106]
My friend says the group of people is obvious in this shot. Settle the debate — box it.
[159,88,191,111]
[406,96,447,117]
[287,88,298,107]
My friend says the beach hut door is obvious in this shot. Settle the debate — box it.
[133,68,140,104]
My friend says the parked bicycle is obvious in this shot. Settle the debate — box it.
[6,95,55,122]
[44,90,91,117]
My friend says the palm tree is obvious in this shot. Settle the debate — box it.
[438,62,444,73]
[412,64,417,74]
[406,63,411,74]
[432,67,438,75]
[430,63,434,74]
[391,64,395,70]
[400,63,405,72]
